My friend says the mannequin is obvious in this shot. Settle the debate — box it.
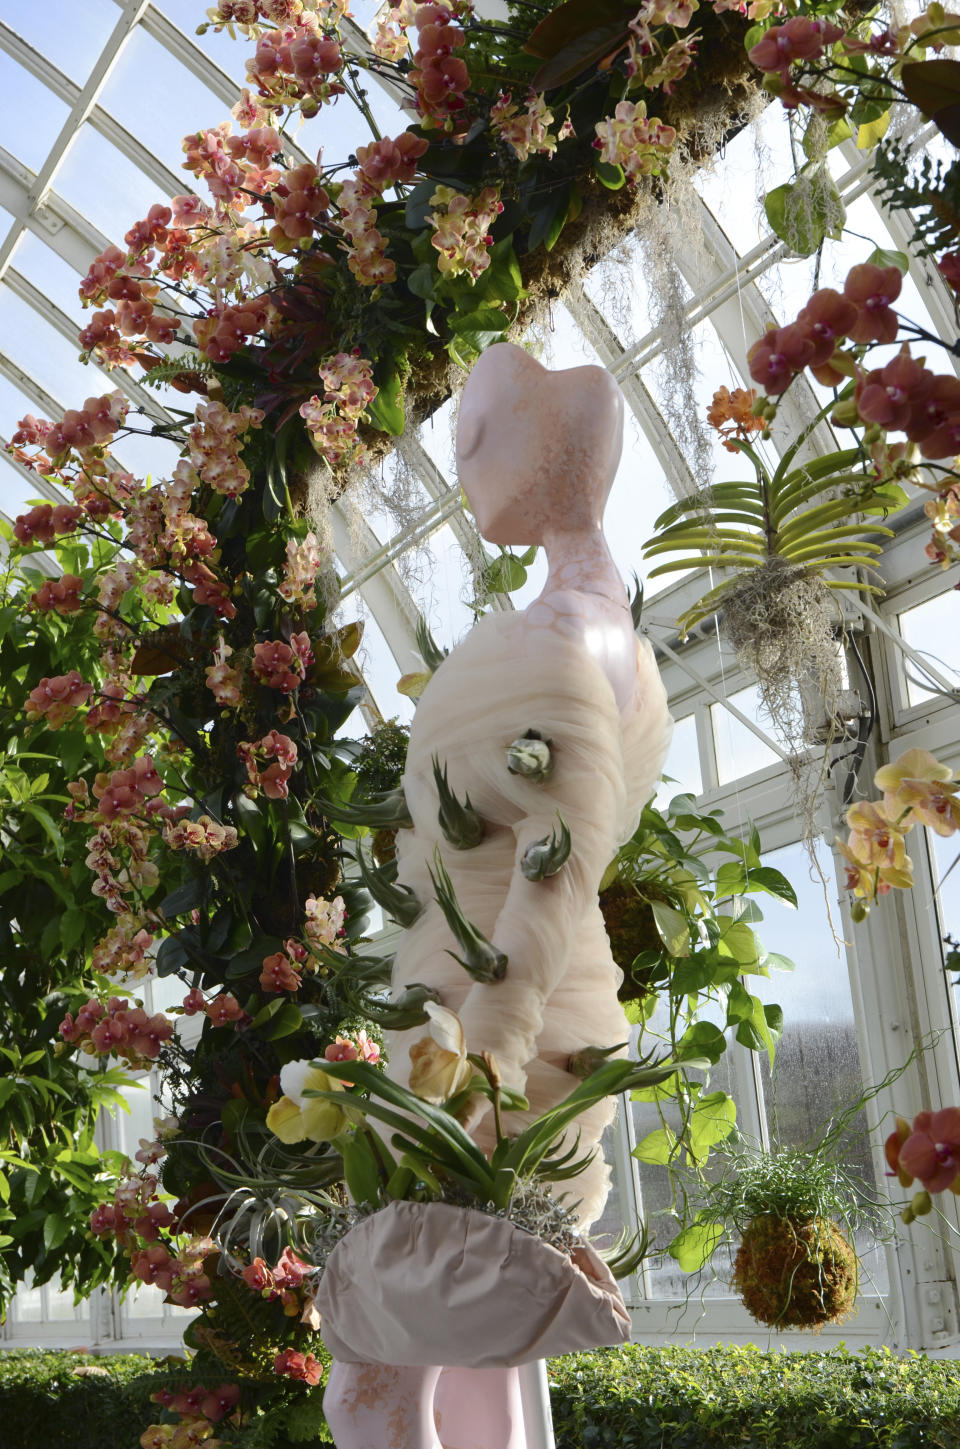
[322,343,672,1449]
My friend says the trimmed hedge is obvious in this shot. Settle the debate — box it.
[548,1345,960,1449]
[3,1344,960,1449]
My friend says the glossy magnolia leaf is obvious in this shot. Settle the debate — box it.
[524,0,629,57]
[631,1125,678,1165]
[668,1214,725,1271]
[901,59,960,145]
[531,17,634,90]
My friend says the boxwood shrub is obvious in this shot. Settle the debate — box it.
[548,1344,960,1448]
[4,1343,960,1449]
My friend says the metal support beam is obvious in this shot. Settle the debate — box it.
[0,2,151,283]
[0,20,184,201]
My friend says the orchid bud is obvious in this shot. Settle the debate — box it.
[507,731,552,782]
[911,1189,933,1217]
[568,1042,628,1079]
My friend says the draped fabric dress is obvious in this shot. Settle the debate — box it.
[386,607,673,1229]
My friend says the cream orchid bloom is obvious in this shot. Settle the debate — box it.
[875,748,960,836]
[265,1059,350,1144]
[408,1001,474,1104]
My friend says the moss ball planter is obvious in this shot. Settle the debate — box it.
[731,1213,859,1331]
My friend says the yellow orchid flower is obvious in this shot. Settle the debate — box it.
[266,1060,350,1144]
[408,1001,474,1104]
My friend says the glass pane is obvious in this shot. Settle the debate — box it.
[899,592,960,707]
[99,27,231,181]
[711,684,781,784]
[6,0,118,85]
[353,605,414,725]
[653,713,702,810]
[13,1273,43,1322]
[924,829,960,1039]
[753,841,889,1295]
[0,52,71,172]
[44,1273,89,1322]
[54,124,162,245]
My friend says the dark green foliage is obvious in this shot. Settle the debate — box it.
[8,1344,960,1449]
[547,1344,960,1449]
[0,1348,334,1449]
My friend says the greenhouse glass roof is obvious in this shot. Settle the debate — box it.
[2,0,956,722]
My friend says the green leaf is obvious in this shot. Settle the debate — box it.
[688,1091,737,1164]
[594,159,625,190]
[715,860,748,898]
[745,866,798,906]
[716,918,760,967]
[367,371,405,436]
[668,1214,725,1271]
[857,109,891,148]
[407,261,437,300]
[676,1021,727,1065]
[43,1213,70,1251]
[21,802,64,858]
[865,246,910,276]
[764,166,846,256]
[59,907,87,952]
[258,1000,304,1041]
[651,900,690,958]
[632,1125,678,1166]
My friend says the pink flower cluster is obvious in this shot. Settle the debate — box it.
[84,817,160,913]
[490,92,557,162]
[193,295,273,364]
[206,639,244,707]
[182,988,247,1027]
[748,16,844,78]
[428,185,503,279]
[338,174,396,287]
[60,995,174,1063]
[886,1108,960,1196]
[182,122,282,211]
[13,502,82,547]
[25,671,92,729]
[92,755,164,820]
[30,574,84,615]
[251,633,313,691]
[239,729,299,799]
[150,1383,241,1425]
[183,401,264,498]
[371,1,416,62]
[593,100,677,183]
[90,1173,175,1247]
[273,1348,323,1385]
[299,352,377,470]
[411,3,469,127]
[857,347,960,462]
[748,261,902,395]
[162,814,239,862]
[325,1028,380,1064]
[279,531,325,608]
[130,1235,215,1307]
[246,15,344,116]
[260,946,304,991]
[268,159,330,243]
[356,132,429,189]
[241,1245,313,1311]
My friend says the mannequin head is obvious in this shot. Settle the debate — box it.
[456,342,625,547]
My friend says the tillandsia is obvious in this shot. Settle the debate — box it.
[261,1019,692,1276]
